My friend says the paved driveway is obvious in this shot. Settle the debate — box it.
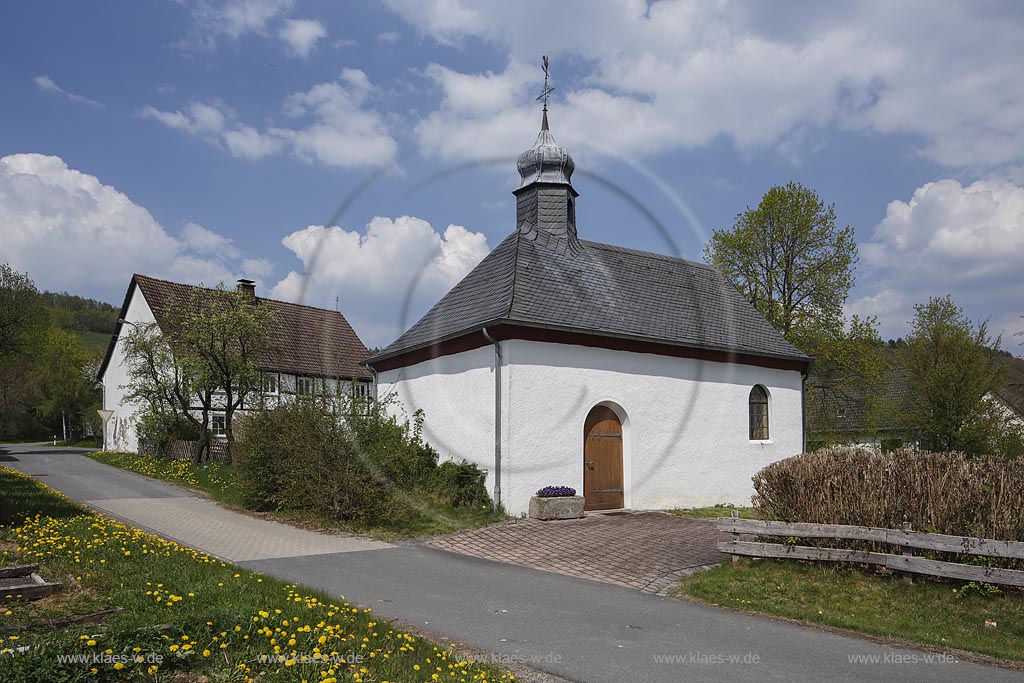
[427,512,724,593]
[2,445,389,562]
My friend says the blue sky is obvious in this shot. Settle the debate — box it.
[2,1,1022,349]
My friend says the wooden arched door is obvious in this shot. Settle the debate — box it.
[583,406,624,511]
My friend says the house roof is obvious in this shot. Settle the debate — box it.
[369,230,809,366]
[99,274,371,381]
[806,349,914,436]
[995,383,1024,418]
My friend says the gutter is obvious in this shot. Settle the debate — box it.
[481,327,502,507]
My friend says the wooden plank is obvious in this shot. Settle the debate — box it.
[885,530,1024,560]
[716,518,889,543]
[885,555,1024,588]
[717,541,889,565]
[0,564,38,579]
[716,518,1024,560]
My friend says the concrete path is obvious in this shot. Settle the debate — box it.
[1,444,389,562]
[4,443,1023,683]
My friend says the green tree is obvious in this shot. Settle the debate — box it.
[163,284,275,459]
[704,182,857,338]
[0,265,49,437]
[34,326,93,443]
[903,296,1011,455]
[121,321,211,459]
[704,183,885,441]
[122,284,275,461]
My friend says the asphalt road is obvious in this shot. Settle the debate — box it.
[3,443,1021,683]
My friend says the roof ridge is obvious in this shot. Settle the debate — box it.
[506,231,523,320]
[580,240,713,269]
[134,273,346,317]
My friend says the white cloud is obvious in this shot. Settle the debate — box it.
[182,0,295,50]
[390,0,1024,168]
[377,31,400,44]
[279,18,327,58]
[34,75,100,108]
[0,153,270,301]
[848,178,1024,339]
[140,70,397,168]
[271,216,489,345]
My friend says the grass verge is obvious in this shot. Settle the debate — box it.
[84,451,507,540]
[677,558,1024,662]
[667,505,758,520]
[0,465,515,682]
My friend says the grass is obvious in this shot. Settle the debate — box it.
[677,558,1024,662]
[668,504,758,520]
[85,451,507,540]
[76,330,112,351]
[0,466,516,683]
[44,437,103,448]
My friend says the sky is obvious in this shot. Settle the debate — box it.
[1,0,1023,350]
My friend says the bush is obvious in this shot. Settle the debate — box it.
[753,447,1024,541]
[234,395,493,523]
[434,460,491,508]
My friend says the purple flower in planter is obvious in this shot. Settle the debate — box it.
[536,485,576,498]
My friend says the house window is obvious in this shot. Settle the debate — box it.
[350,382,370,398]
[211,414,227,438]
[749,385,769,441]
[262,372,279,395]
[296,377,313,396]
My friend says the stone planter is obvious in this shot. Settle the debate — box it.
[529,495,585,520]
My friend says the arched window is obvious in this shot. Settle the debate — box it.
[749,385,769,440]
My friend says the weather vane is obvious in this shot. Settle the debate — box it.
[536,55,555,111]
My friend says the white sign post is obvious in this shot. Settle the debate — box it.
[97,409,114,451]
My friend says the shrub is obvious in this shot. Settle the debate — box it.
[234,396,411,523]
[434,460,491,508]
[753,447,1024,541]
[536,485,576,498]
[234,394,493,522]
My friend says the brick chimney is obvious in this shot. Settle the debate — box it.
[236,278,256,299]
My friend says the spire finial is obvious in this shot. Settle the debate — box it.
[535,55,554,129]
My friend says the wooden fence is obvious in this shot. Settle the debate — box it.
[139,439,229,463]
[716,515,1024,587]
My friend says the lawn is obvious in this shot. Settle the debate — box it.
[667,504,758,520]
[0,466,515,682]
[85,451,507,540]
[677,558,1024,663]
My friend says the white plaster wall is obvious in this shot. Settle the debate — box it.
[376,346,501,497]
[379,340,804,516]
[501,340,804,515]
[101,285,156,453]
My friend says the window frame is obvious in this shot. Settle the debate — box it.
[748,385,770,441]
[295,376,314,397]
[211,414,227,438]
[262,372,279,395]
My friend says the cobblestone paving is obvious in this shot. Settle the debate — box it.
[426,512,725,593]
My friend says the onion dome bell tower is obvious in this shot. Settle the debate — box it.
[514,56,580,254]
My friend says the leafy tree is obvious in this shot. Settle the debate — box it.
[902,296,1013,455]
[0,265,49,437]
[121,321,212,459]
[34,327,93,443]
[121,284,275,461]
[163,284,275,458]
[704,183,885,440]
[704,182,857,338]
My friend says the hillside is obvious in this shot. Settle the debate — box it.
[41,291,119,351]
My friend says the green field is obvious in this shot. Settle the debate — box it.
[76,330,112,351]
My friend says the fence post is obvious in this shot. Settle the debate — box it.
[901,520,914,585]
[731,510,740,565]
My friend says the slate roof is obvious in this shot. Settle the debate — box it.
[806,350,914,436]
[370,230,809,364]
[99,274,371,381]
